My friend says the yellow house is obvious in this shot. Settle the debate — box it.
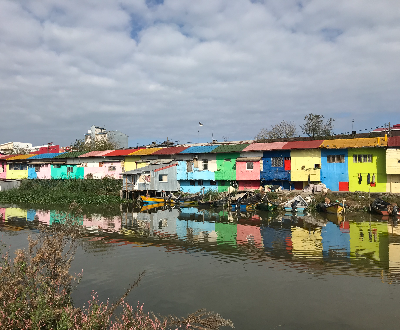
[290,149,321,183]
[386,148,400,193]
[6,154,34,179]
[124,148,162,172]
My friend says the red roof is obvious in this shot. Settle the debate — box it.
[78,150,115,157]
[388,136,400,147]
[243,142,287,151]
[152,146,189,155]
[281,140,323,150]
[102,148,144,156]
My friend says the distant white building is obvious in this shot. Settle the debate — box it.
[85,125,128,149]
[0,142,33,154]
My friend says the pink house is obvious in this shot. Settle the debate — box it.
[78,151,123,179]
[35,164,52,179]
[236,154,262,190]
[0,155,11,179]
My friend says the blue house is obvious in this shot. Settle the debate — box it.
[320,149,349,191]
[177,146,219,193]
[261,150,292,189]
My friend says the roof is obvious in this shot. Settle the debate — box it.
[281,140,323,150]
[243,142,287,152]
[102,148,144,156]
[180,145,220,154]
[6,154,35,160]
[211,144,249,153]
[0,154,18,160]
[78,150,114,157]
[54,151,88,158]
[236,157,261,162]
[372,124,400,132]
[123,161,177,175]
[152,146,189,155]
[28,153,66,160]
[128,148,163,156]
[388,136,400,147]
[320,137,387,149]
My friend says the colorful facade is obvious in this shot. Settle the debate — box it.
[320,149,349,191]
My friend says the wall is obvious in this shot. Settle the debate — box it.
[179,180,218,193]
[0,161,6,179]
[215,153,239,192]
[151,165,180,192]
[261,150,291,182]
[320,149,349,191]
[124,156,142,172]
[0,180,21,191]
[290,149,321,182]
[386,149,400,174]
[387,174,400,193]
[28,164,52,179]
[7,164,28,179]
[236,161,260,181]
[51,165,85,179]
[81,159,123,179]
[348,148,386,192]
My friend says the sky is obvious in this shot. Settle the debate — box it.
[1,0,399,147]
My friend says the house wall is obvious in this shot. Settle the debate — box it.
[261,150,291,182]
[179,180,218,193]
[387,175,400,193]
[320,149,349,191]
[290,149,321,182]
[238,180,260,190]
[236,161,260,181]
[348,148,386,192]
[0,161,7,179]
[124,156,143,172]
[7,164,28,179]
[386,149,400,174]
[215,153,239,192]
[151,165,179,192]
[51,165,85,179]
[28,164,52,179]
[81,159,123,179]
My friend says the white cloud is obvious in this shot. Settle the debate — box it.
[0,0,399,146]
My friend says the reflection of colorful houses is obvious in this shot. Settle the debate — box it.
[215,222,237,247]
[387,221,400,273]
[83,214,122,232]
[283,141,323,190]
[27,209,36,221]
[212,144,249,192]
[50,210,84,226]
[5,207,27,221]
[177,146,219,193]
[0,207,5,220]
[236,216,262,247]
[291,226,323,259]
[349,222,389,265]
[321,222,350,257]
[36,210,51,225]
[260,226,292,254]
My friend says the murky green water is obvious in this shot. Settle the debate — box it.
[1,205,400,329]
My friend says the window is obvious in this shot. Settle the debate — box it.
[198,180,203,186]
[246,162,253,170]
[53,164,61,168]
[327,155,345,163]
[202,159,208,170]
[353,154,373,163]
[190,180,195,186]
[314,164,321,169]
[210,180,217,185]
[187,161,193,172]
[67,167,73,173]
[35,165,41,172]
[108,166,116,171]
[271,157,283,167]
[224,159,231,162]
[159,174,168,182]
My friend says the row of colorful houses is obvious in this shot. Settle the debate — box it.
[1,136,400,193]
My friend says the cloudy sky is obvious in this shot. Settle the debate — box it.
[1,0,399,147]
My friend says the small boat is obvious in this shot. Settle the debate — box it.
[231,193,263,212]
[140,195,177,204]
[140,203,166,212]
[282,195,308,213]
[317,198,344,214]
[256,201,278,212]
[370,198,399,216]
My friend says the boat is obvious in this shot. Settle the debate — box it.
[231,193,263,212]
[140,195,177,204]
[140,203,166,212]
[317,198,344,214]
[370,198,399,216]
[256,200,278,212]
[282,195,308,213]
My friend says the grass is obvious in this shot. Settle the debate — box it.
[0,178,125,207]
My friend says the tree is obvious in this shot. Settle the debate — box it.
[300,113,334,138]
[255,120,297,141]
[70,137,120,152]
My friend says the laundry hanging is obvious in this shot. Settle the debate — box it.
[367,173,371,184]
[358,173,362,184]
[372,173,376,184]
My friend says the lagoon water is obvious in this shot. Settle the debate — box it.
[1,205,400,329]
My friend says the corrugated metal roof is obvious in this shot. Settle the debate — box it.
[211,144,249,153]
[388,136,400,147]
[102,148,144,156]
[7,154,35,160]
[0,154,17,160]
[29,153,66,160]
[243,142,287,151]
[78,150,114,157]
[236,157,261,162]
[54,151,88,158]
[152,146,189,155]
[180,145,220,154]
[321,137,387,149]
[281,140,323,150]
[128,148,163,156]
[123,162,177,175]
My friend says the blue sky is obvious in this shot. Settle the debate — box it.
[0,0,399,147]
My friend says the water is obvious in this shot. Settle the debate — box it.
[1,205,400,329]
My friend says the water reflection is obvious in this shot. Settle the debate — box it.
[2,204,400,281]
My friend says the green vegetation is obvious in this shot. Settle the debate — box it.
[0,208,233,329]
[0,178,125,206]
